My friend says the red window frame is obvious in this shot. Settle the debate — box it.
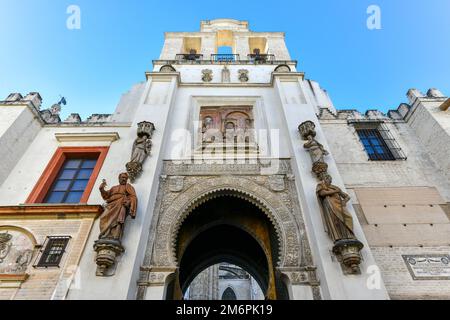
[26,147,109,204]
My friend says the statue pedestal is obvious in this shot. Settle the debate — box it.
[332,239,364,275]
[126,161,142,182]
[93,239,125,277]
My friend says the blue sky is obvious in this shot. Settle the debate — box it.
[0,0,449,120]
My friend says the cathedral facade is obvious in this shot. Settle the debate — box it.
[0,19,449,300]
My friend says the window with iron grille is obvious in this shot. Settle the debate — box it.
[357,128,395,160]
[35,236,71,268]
[45,157,98,203]
[351,121,407,161]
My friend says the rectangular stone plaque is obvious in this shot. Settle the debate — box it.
[402,255,450,280]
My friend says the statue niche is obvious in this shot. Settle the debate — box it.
[126,121,155,182]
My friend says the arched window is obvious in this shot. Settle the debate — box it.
[222,287,237,300]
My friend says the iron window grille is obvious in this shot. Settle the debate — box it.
[34,236,71,268]
[349,120,407,161]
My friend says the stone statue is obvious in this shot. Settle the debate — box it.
[94,173,138,276]
[316,173,363,273]
[304,134,329,175]
[130,135,152,164]
[316,174,354,242]
[98,173,137,240]
[126,121,155,182]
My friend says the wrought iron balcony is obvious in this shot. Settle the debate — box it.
[154,53,297,67]
[175,53,204,61]
[247,54,275,63]
[211,54,240,62]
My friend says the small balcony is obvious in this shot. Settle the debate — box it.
[154,53,297,67]
[247,54,275,63]
[175,53,204,62]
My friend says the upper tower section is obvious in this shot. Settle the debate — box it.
[157,19,292,62]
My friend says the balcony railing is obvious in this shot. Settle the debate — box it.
[211,54,240,62]
[154,53,297,67]
[175,53,204,61]
[247,54,275,63]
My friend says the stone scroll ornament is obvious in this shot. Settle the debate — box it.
[126,121,155,182]
[94,173,138,276]
[298,121,364,274]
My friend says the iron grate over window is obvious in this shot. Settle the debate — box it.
[356,128,395,161]
[350,120,407,161]
[35,236,71,268]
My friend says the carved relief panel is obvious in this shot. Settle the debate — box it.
[199,106,255,146]
[0,228,36,275]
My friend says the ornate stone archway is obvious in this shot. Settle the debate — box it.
[137,160,321,300]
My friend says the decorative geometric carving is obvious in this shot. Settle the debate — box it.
[201,69,213,82]
[126,121,155,182]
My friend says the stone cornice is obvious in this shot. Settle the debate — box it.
[0,204,104,220]
[0,274,30,288]
[55,132,120,144]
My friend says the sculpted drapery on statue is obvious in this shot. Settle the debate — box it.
[99,173,137,240]
[316,174,355,242]
[94,172,138,276]
[130,135,152,164]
